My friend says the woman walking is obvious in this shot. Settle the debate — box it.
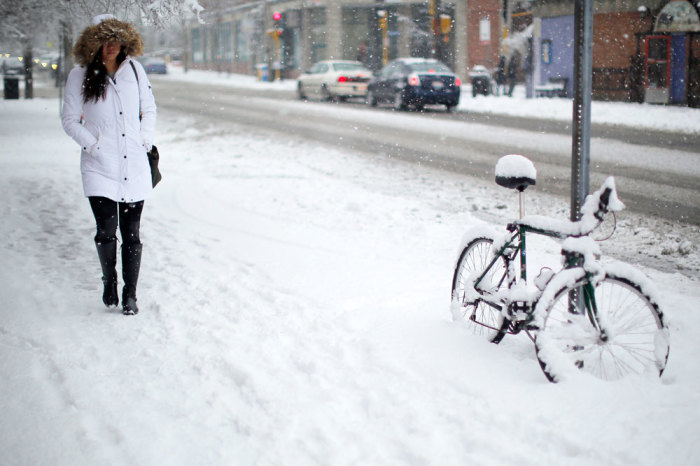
[62,15,156,315]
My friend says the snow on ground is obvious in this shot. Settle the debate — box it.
[1,83,699,465]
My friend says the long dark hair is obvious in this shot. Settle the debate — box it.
[82,46,126,103]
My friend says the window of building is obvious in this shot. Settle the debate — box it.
[311,7,326,26]
[202,27,209,62]
[192,28,202,63]
[541,39,552,64]
[212,23,232,62]
[222,23,233,62]
[235,20,249,63]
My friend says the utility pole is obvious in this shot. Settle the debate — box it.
[429,0,437,58]
[570,0,594,221]
[502,0,510,56]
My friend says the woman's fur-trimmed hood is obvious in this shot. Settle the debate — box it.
[73,18,144,66]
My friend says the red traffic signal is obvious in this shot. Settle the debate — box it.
[272,12,282,21]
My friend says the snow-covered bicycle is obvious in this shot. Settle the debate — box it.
[450,154,670,382]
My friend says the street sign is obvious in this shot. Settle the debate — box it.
[479,19,491,44]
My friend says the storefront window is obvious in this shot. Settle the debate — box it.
[235,21,249,63]
[212,23,232,63]
[192,28,202,63]
[646,36,670,88]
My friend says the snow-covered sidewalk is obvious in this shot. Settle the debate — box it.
[1,97,699,465]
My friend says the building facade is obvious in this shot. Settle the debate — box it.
[186,0,469,79]
[531,0,700,106]
[185,0,699,106]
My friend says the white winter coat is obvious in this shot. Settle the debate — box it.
[62,57,157,203]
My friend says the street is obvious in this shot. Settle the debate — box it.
[153,77,700,226]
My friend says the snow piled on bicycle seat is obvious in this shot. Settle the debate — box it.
[1,99,699,466]
[494,154,537,180]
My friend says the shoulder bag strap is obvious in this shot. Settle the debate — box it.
[129,60,142,119]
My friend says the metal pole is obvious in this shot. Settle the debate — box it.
[570,0,593,221]
[430,0,437,59]
[58,40,63,115]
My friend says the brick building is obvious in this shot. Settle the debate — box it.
[531,0,700,106]
[465,0,503,70]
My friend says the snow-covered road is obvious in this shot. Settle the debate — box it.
[1,98,699,465]
[154,76,700,225]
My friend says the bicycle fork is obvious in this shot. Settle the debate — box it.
[582,280,608,343]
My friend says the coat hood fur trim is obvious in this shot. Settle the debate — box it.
[73,18,144,66]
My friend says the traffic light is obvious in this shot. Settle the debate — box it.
[440,14,452,43]
[377,10,387,30]
[272,12,283,37]
[440,14,452,35]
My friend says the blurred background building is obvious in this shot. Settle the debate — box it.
[177,0,699,106]
[6,0,695,106]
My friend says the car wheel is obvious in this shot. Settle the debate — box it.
[366,89,377,107]
[321,85,333,102]
[297,83,307,100]
[393,89,406,111]
[414,103,425,112]
[446,103,457,113]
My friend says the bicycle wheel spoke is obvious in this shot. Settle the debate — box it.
[536,272,668,382]
[452,235,510,343]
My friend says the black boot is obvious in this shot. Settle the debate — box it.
[95,240,119,307]
[122,243,142,315]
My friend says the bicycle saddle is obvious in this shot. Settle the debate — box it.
[495,175,536,192]
[495,154,537,192]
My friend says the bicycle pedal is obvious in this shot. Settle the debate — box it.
[507,301,531,322]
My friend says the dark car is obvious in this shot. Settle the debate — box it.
[140,57,167,74]
[366,58,461,112]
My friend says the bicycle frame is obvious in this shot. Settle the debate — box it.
[471,223,605,337]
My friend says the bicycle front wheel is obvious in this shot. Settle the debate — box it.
[451,232,510,343]
[535,268,669,382]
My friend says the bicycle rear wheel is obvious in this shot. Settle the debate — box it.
[451,233,510,343]
[535,268,669,382]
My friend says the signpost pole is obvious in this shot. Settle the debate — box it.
[571,0,594,221]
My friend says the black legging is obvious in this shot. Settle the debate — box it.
[89,196,144,246]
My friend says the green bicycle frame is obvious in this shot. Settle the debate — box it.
[472,222,604,333]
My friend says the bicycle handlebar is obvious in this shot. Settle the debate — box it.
[511,177,624,239]
[595,187,613,221]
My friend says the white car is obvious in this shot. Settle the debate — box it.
[297,60,373,101]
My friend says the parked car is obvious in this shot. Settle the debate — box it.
[140,57,167,74]
[297,60,373,101]
[366,58,461,111]
[469,65,492,97]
